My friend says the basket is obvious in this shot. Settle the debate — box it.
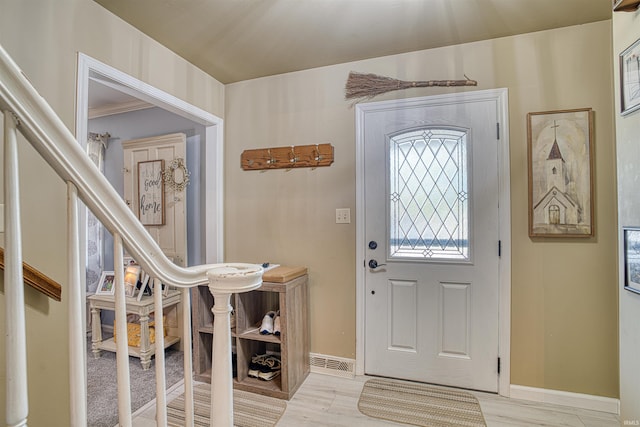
[113,316,167,347]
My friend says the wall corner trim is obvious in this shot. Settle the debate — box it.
[509,384,620,415]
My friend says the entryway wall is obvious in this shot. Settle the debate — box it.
[224,19,618,403]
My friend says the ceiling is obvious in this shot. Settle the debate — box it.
[94,0,612,85]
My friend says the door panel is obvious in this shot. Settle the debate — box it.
[440,282,470,358]
[122,133,187,266]
[362,93,502,392]
[388,280,418,351]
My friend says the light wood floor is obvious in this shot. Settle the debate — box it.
[130,373,620,427]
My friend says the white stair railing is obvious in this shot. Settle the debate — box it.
[67,181,88,427]
[0,42,263,427]
[4,110,28,427]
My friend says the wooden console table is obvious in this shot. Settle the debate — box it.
[88,289,181,370]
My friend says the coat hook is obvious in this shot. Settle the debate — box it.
[314,144,323,163]
[266,149,276,166]
[289,146,298,163]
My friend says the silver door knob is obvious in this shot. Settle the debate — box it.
[368,259,387,269]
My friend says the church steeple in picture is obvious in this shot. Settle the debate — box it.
[546,121,567,193]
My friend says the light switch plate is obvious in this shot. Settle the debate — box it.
[336,208,351,224]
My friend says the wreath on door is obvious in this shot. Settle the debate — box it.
[162,158,191,192]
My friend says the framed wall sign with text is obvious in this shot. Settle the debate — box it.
[137,160,165,226]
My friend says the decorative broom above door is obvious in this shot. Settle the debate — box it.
[345,71,477,104]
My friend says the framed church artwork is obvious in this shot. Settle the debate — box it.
[527,108,594,237]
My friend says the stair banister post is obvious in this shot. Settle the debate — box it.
[181,288,195,427]
[153,278,168,426]
[4,110,28,427]
[113,234,132,427]
[67,182,87,426]
[206,264,263,427]
[209,291,234,426]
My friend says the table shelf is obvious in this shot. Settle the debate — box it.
[88,289,182,370]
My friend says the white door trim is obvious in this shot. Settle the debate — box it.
[75,53,224,265]
[355,88,511,396]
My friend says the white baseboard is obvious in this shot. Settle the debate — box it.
[510,384,619,415]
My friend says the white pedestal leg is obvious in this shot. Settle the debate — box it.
[209,292,234,426]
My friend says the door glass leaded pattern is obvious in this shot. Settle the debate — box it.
[389,128,469,260]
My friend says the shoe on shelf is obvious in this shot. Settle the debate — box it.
[259,310,276,335]
[248,354,269,378]
[273,311,281,336]
[258,355,281,381]
[259,369,281,381]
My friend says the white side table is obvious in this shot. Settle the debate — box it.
[88,289,181,370]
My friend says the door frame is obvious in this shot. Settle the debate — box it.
[355,88,511,396]
[75,53,224,265]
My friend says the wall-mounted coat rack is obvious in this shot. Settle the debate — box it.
[241,143,334,170]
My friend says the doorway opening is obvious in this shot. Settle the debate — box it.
[75,53,224,330]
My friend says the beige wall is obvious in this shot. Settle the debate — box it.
[613,8,640,423]
[0,0,224,424]
[225,20,618,397]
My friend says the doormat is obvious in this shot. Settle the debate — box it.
[167,383,286,427]
[358,378,486,427]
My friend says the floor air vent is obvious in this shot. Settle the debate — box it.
[309,353,356,378]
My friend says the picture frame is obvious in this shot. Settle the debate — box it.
[96,271,115,295]
[624,227,640,295]
[137,272,150,302]
[124,264,141,297]
[620,37,640,116]
[527,108,594,237]
[137,159,165,226]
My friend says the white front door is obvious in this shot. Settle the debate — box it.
[359,90,507,392]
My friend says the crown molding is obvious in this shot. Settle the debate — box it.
[88,99,154,119]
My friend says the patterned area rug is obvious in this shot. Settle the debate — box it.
[167,383,287,427]
[358,378,487,427]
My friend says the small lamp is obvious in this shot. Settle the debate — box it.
[124,265,141,296]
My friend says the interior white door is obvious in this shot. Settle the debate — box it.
[362,92,503,392]
[122,133,187,267]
